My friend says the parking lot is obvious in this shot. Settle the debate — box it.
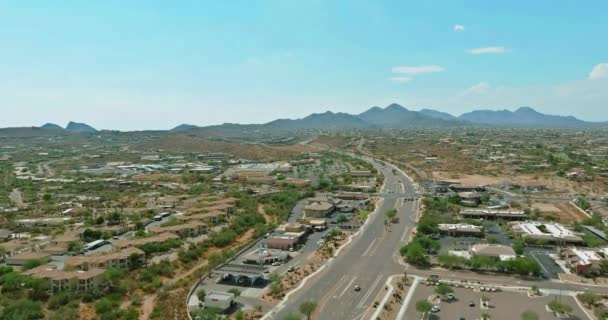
[404,282,589,320]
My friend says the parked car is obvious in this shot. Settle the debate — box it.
[431,306,440,313]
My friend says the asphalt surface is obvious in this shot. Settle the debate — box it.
[263,154,608,320]
[269,158,418,320]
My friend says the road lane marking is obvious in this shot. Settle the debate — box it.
[338,276,357,299]
[362,238,377,256]
[356,274,383,309]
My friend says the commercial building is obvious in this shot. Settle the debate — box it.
[438,223,484,237]
[560,248,604,275]
[470,244,516,261]
[511,221,583,244]
[204,291,235,311]
[460,208,527,220]
[303,201,335,218]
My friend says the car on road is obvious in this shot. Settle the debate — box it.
[468,300,475,307]
[431,306,440,313]
[271,261,281,266]
[287,266,295,272]
[354,285,361,292]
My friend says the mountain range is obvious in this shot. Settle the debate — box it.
[40,122,98,132]
[1,104,605,138]
[173,104,607,132]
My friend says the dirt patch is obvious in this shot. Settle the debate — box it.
[260,263,320,304]
[79,303,96,320]
[531,202,561,213]
[139,295,156,320]
[556,203,588,223]
[375,275,412,320]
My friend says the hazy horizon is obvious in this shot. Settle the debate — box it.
[1,1,607,130]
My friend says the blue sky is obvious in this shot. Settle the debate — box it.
[1,0,607,130]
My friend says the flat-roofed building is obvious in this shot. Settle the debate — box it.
[511,221,583,244]
[304,201,335,218]
[560,248,604,275]
[204,291,235,311]
[471,244,516,261]
[265,233,301,250]
[438,223,483,237]
[460,208,527,220]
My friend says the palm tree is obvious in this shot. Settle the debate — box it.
[299,301,317,320]
[415,299,432,320]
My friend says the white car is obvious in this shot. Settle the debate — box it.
[431,306,440,313]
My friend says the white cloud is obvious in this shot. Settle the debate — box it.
[389,76,412,82]
[453,24,465,32]
[467,46,508,54]
[589,63,608,80]
[461,82,490,96]
[391,65,444,75]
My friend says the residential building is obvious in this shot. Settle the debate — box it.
[6,251,52,266]
[111,233,179,250]
[149,221,207,239]
[23,265,104,292]
[65,247,145,270]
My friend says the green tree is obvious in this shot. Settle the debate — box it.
[415,300,432,320]
[284,313,301,320]
[577,292,600,307]
[548,301,573,315]
[0,299,44,320]
[22,259,44,271]
[299,301,317,320]
[434,283,453,297]
[336,214,348,224]
[512,239,525,255]
[197,289,206,302]
[521,310,539,320]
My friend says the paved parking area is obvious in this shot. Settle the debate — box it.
[404,283,589,320]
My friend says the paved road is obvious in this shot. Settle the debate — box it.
[269,158,418,320]
[264,153,608,320]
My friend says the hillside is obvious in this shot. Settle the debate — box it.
[66,121,97,132]
[458,107,590,128]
